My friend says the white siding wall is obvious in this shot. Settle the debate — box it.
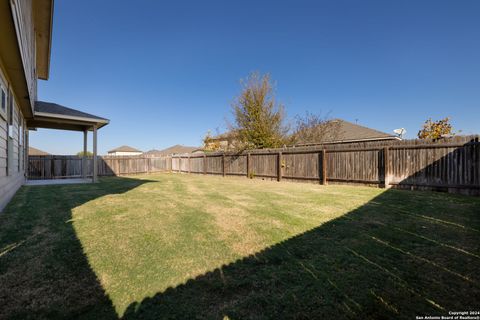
[108,151,143,156]
[0,64,28,211]
[0,0,36,210]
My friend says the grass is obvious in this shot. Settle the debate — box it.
[0,173,479,319]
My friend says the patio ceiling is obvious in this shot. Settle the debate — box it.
[27,101,109,131]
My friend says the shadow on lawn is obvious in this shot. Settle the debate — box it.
[0,176,155,320]
[119,140,479,319]
[120,189,479,320]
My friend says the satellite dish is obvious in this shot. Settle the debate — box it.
[393,128,406,138]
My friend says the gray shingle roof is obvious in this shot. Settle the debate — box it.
[212,120,398,145]
[144,145,200,156]
[35,101,108,121]
[324,119,397,142]
[28,147,50,156]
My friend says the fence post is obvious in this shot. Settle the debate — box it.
[246,153,251,178]
[321,149,327,185]
[203,154,207,174]
[383,147,390,188]
[277,152,282,182]
[187,155,191,174]
[222,154,226,177]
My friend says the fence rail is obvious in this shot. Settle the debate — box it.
[28,136,480,195]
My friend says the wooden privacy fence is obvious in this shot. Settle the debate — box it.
[28,155,172,179]
[28,136,480,195]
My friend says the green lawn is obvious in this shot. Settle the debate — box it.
[0,173,479,319]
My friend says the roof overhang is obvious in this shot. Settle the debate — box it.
[28,113,109,131]
[27,101,109,131]
[33,0,54,80]
[0,0,34,117]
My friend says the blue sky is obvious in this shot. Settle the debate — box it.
[32,0,480,155]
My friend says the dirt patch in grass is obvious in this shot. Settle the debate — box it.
[185,181,206,196]
[206,204,264,256]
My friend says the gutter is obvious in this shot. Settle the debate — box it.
[34,111,110,127]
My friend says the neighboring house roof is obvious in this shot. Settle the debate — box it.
[312,119,400,144]
[210,119,399,147]
[29,147,50,156]
[144,145,200,156]
[108,145,142,153]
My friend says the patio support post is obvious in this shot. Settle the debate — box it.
[25,129,29,178]
[93,125,98,183]
[82,129,88,179]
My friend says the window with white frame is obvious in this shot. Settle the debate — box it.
[0,76,7,120]
[7,89,15,175]
[8,90,14,138]
[18,115,23,171]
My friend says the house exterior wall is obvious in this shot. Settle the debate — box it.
[0,0,35,211]
[205,139,237,151]
[107,151,143,156]
[0,63,28,211]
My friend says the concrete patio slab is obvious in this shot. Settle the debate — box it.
[25,178,92,186]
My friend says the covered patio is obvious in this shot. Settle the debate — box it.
[27,101,109,183]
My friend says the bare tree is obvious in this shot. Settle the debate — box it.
[290,112,341,145]
[229,72,289,150]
